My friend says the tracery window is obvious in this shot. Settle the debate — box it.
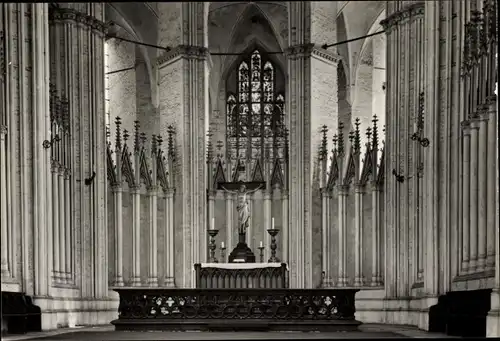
[226,50,285,162]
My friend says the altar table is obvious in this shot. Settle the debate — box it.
[194,263,288,289]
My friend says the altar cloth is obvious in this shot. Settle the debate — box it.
[198,262,286,270]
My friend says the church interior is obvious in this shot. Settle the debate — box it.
[1,1,499,339]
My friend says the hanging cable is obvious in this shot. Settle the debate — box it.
[321,30,385,49]
[106,64,137,75]
[105,27,386,56]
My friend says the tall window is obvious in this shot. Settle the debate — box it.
[226,50,285,161]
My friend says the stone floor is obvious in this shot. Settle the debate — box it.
[3,324,459,340]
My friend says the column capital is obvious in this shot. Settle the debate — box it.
[369,181,382,192]
[64,167,71,180]
[337,184,350,195]
[49,7,107,36]
[354,184,365,194]
[285,43,341,65]
[0,125,7,137]
[381,2,425,33]
[147,185,159,196]
[111,184,123,193]
[50,159,60,173]
[157,45,210,68]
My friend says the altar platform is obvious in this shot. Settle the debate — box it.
[194,263,288,289]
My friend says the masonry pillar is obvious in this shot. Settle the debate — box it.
[381,1,426,298]
[48,4,108,298]
[286,1,339,288]
[157,2,209,288]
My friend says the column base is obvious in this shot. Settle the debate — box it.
[130,277,142,287]
[163,277,175,288]
[485,254,495,271]
[147,277,158,287]
[354,277,365,287]
[370,276,383,287]
[321,277,333,288]
[476,257,487,272]
[337,277,348,287]
[1,264,10,278]
[112,277,124,287]
[467,259,477,273]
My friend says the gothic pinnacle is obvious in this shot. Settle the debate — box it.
[115,116,122,150]
[354,118,361,153]
[372,114,379,150]
[338,122,345,156]
[134,120,140,152]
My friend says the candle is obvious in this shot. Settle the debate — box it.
[221,241,225,249]
[211,217,215,230]
[260,241,263,248]
[413,122,418,133]
[271,217,275,230]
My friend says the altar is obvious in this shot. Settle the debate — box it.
[194,262,288,289]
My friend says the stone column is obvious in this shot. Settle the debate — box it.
[157,2,209,287]
[64,168,72,282]
[286,1,339,288]
[263,191,272,260]
[49,4,107,297]
[485,101,496,270]
[225,192,234,254]
[163,189,175,287]
[131,188,141,286]
[461,122,471,273]
[51,161,60,282]
[354,184,364,286]
[321,189,332,287]
[207,191,215,261]
[148,188,158,286]
[281,190,289,264]
[370,182,382,286]
[476,112,488,272]
[337,185,348,286]
[0,125,9,277]
[381,0,426,296]
[468,120,479,273]
[58,165,66,282]
[112,185,124,286]
[33,3,51,296]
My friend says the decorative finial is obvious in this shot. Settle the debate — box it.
[151,134,157,154]
[123,129,129,144]
[338,122,345,156]
[167,125,175,161]
[332,134,338,152]
[115,117,122,150]
[354,118,361,153]
[372,114,379,150]
[134,120,140,151]
[320,125,328,160]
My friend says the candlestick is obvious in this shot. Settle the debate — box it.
[258,245,265,263]
[207,228,219,263]
[267,228,280,263]
[220,243,226,263]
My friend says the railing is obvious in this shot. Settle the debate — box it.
[194,263,288,289]
[112,288,361,331]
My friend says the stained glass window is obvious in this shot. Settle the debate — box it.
[226,50,285,161]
